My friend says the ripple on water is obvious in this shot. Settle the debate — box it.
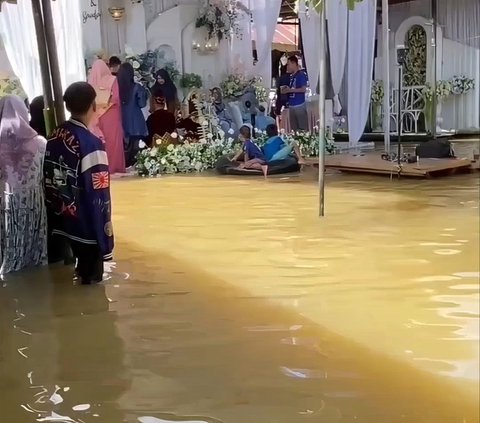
[138,417,210,423]
[414,276,461,282]
[434,249,462,255]
[453,272,480,279]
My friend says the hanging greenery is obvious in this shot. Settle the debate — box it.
[306,0,364,13]
[403,25,427,87]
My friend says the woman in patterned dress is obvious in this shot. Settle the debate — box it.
[0,95,47,275]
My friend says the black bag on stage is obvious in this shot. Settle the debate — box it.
[416,140,454,159]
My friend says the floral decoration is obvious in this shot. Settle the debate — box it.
[403,25,427,87]
[125,49,180,87]
[135,128,334,177]
[196,0,250,41]
[220,73,248,98]
[370,80,384,104]
[450,75,475,95]
[220,73,268,100]
[0,76,26,99]
[180,73,203,89]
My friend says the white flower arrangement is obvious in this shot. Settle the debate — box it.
[135,128,335,177]
[370,80,384,105]
[221,73,248,98]
[449,75,475,95]
[422,80,452,102]
[196,0,250,41]
[220,74,268,100]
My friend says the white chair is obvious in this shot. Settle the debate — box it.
[228,102,244,132]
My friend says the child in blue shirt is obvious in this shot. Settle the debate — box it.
[232,126,268,177]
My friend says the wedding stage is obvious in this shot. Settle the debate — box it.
[305,153,473,178]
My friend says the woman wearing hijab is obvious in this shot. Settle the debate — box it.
[0,95,47,275]
[29,96,47,137]
[150,69,179,115]
[117,62,148,167]
[146,88,177,147]
[88,58,126,174]
[211,87,234,133]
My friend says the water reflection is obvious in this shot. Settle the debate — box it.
[0,267,127,422]
[0,168,478,422]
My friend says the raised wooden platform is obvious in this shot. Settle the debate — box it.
[305,154,473,178]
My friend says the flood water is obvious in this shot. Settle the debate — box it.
[1,167,479,423]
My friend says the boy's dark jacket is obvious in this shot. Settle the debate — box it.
[44,119,114,260]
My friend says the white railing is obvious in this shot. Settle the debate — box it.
[370,85,427,134]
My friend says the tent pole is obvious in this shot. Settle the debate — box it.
[31,0,56,134]
[318,5,326,217]
[381,0,390,152]
[41,0,65,124]
[431,0,437,139]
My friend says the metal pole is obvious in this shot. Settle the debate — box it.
[431,0,437,139]
[318,5,326,217]
[31,0,56,134]
[381,0,390,152]
[41,0,65,124]
[397,65,402,164]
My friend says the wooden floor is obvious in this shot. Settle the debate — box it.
[305,153,473,178]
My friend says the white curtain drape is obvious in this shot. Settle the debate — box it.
[347,0,376,146]
[0,1,43,99]
[230,0,253,77]
[326,0,348,115]
[438,0,480,130]
[251,0,282,87]
[299,1,321,92]
[51,0,86,93]
[0,0,85,101]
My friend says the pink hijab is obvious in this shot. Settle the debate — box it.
[88,59,115,93]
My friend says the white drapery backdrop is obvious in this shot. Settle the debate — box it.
[0,1,43,99]
[347,0,376,146]
[326,0,348,115]
[251,0,282,88]
[299,0,321,93]
[0,0,85,101]
[230,0,253,77]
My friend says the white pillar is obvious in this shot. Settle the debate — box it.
[318,6,326,217]
[381,0,391,152]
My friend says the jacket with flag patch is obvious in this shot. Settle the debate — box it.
[44,119,114,260]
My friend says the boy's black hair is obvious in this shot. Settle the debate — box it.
[266,124,278,137]
[258,105,266,113]
[239,125,251,138]
[288,55,299,65]
[109,56,122,67]
[63,82,96,116]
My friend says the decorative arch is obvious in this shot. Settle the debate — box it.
[394,16,443,86]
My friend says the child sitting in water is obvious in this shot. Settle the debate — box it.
[262,124,305,164]
[232,125,268,177]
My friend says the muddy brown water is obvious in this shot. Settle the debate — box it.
[0,168,478,423]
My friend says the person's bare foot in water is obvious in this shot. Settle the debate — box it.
[261,165,268,179]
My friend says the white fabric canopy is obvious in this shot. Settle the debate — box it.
[347,0,376,146]
[0,1,43,99]
[326,0,348,115]
[230,0,253,77]
[0,0,85,101]
[251,0,282,87]
[299,1,322,93]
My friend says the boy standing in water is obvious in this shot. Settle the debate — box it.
[232,125,268,177]
[44,82,114,285]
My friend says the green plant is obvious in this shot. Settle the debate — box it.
[163,62,180,83]
[180,73,203,89]
[404,25,427,87]
[308,0,364,13]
